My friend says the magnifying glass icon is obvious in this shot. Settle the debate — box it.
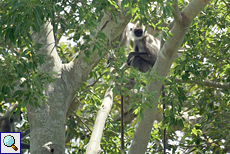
[3,135,18,151]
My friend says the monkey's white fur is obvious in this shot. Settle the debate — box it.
[131,22,160,54]
[127,21,161,73]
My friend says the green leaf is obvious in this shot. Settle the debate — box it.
[179,119,184,127]
[192,128,198,136]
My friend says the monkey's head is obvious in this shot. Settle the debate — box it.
[126,22,135,41]
[132,21,146,40]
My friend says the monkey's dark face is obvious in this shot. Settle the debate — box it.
[132,22,146,40]
[134,29,143,37]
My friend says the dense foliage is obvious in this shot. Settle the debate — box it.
[0,0,229,153]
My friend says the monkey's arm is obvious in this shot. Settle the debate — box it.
[128,52,148,56]
[127,52,155,66]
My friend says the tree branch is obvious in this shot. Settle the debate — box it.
[86,68,114,154]
[173,0,182,23]
[32,21,62,75]
[62,8,132,108]
[222,0,230,8]
[128,0,211,153]
[174,78,230,89]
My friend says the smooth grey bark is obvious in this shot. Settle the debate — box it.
[27,8,131,154]
[28,21,66,154]
[128,0,211,153]
[86,81,114,154]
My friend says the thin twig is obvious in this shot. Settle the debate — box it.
[222,0,230,8]
[173,78,230,89]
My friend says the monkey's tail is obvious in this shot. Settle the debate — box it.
[162,87,166,154]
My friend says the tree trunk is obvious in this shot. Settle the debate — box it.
[28,21,70,154]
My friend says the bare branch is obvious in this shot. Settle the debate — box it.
[85,72,108,89]
[32,21,62,75]
[174,78,230,89]
[222,0,230,8]
[86,68,114,154]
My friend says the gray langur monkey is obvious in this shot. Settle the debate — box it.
[0,104,30,149]
[119,22,161,153]
[125,21,167,154]
[127,21,161,73]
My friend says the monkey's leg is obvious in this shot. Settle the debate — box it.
[131,56,153,73]
[138,53,156,65]
[128,52,155,66]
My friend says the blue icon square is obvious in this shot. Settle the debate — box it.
[0,132,21,154]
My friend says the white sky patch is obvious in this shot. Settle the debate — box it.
[167,131,184,154]
[59,36,77,47]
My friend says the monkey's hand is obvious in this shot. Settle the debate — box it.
[127,52,136,66]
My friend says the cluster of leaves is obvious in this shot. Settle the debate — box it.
[0,0,59,46]
[0,45,54,108]
[0,0,56,117]
[55,0,119,63]
[163,1,230,153]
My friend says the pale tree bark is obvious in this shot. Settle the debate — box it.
[28,22,65,154]
[128,0,211,153]
[86,77,114,154]
[27,7,131,154]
